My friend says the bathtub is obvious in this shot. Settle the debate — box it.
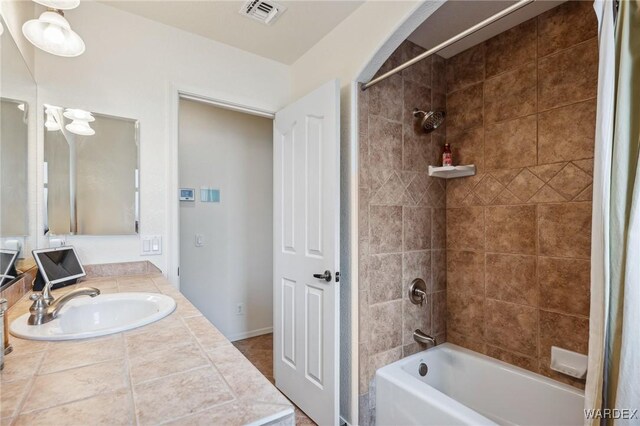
[376,343,585,426]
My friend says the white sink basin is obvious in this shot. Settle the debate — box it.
[10,292,176,341]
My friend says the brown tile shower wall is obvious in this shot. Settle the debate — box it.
[358,41,448,425]
[444,1,597,389]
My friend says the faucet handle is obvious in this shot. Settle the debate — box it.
[41,282,55,304]
[409,278,428,306]
[29,293,45,303]
[29,293,48,313]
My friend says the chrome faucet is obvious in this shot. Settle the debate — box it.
[413,329,436,346]
[28,282,100,325]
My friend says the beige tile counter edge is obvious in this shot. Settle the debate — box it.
[1,274,294,426]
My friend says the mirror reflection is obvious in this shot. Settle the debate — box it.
[43,108,139,235]
[0,15,36,254]
[0,98,28,237]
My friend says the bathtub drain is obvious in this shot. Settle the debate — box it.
[419,362,428,377]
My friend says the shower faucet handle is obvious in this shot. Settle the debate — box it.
[409,278,427,306]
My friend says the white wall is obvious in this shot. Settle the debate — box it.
[291,1,425,100]
[178,99,273,341]
[0,99,28,236]
[33,1,291,274]
[0,0,35,72]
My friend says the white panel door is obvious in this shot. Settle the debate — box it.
[273,80,340,426]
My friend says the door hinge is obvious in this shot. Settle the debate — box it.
[335,271,340,283]
[177,267,180,277]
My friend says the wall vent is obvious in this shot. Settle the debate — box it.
[239,0,287,25]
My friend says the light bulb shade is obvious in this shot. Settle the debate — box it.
[45,109,61,131]
[45,119,61,131]
[33,0,81,10]
[22,11,85,57]
[63,108,95,122]
[66,119,95,136]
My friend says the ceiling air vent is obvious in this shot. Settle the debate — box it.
[239,0,287,25]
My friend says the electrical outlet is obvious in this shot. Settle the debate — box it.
[236,303,245,316]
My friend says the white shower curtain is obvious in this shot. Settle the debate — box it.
[585,0,615,420]
[587,0,640,424]
[610,0,640,416]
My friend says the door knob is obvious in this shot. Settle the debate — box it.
[313,270,332,282]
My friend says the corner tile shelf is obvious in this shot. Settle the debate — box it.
[428,165,476,179]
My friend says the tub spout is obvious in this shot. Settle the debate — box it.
[413,329,436,346]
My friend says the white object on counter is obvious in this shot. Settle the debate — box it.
[49,238,66,248]
[550,346,588,379]
[3,239,22,252]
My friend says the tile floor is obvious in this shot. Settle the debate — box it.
[233,334,316,426]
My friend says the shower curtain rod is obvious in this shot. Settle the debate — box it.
[361,0,534,91]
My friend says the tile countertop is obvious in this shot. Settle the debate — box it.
[0,274,294,426]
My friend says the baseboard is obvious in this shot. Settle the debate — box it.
[228,326,273,342]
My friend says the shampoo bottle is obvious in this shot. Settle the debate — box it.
[442,143,452,167]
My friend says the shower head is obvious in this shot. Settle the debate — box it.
[413,109,446,132]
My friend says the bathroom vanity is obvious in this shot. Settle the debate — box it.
[0,272,294,425]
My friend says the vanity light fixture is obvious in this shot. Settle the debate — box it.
[22,9,85,57]
[63,108,94,122]
[63,108,95,136]
[44,107,61,131]
[18,103,29,125]
[65,119,95,136]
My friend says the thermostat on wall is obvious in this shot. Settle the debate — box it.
[179,188,195,201]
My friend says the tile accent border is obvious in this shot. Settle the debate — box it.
[443,0,596,389]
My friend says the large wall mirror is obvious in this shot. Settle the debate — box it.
[1,98,28,236]
[0,16,36,254]
[43,108,139,235]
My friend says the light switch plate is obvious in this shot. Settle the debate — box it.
[200,188,220,203]
[141,235,162,255]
